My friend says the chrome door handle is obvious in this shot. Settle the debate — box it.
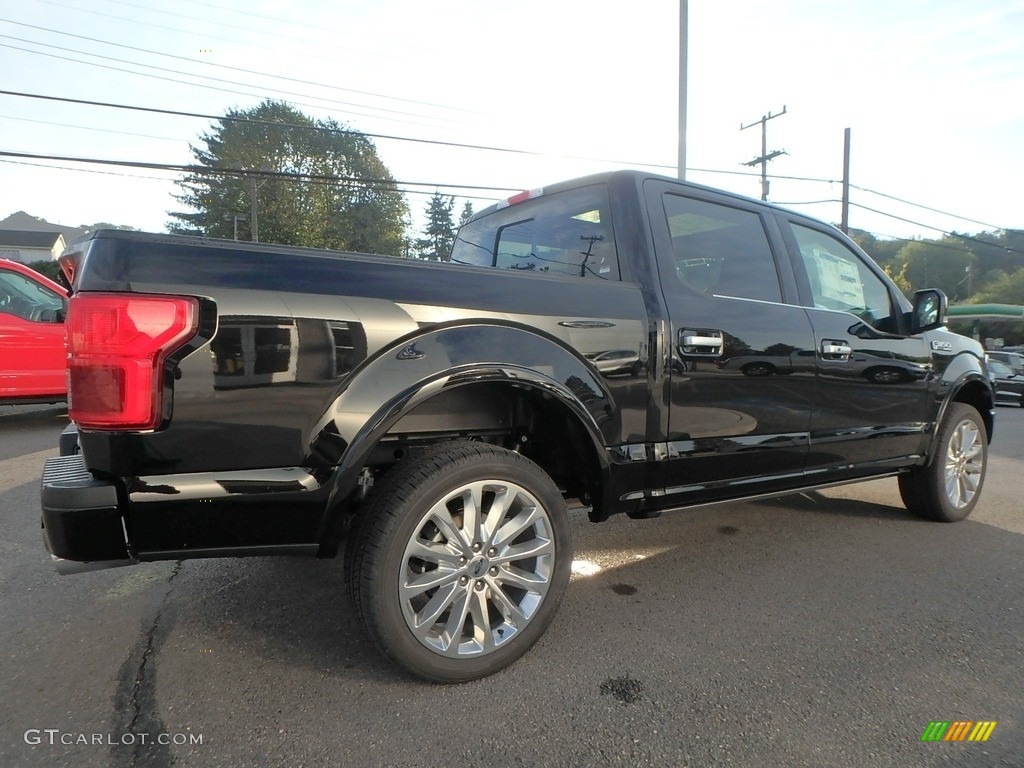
[821,340,852,360]
[678,329,723,358]
[682,334,723,347]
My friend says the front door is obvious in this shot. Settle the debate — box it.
[780,218,934,476]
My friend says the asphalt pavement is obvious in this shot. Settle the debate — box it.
[1,403,1021,767]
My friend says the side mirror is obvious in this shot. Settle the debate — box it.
[911,289,947,333]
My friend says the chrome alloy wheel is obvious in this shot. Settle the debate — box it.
[399,480,555,657]
[943,418,985,509]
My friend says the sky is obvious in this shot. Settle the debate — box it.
[1,0,1023,244]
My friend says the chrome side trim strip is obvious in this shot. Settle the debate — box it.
[617,471,904,510]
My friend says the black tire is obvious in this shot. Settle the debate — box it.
[345,441,572,682]
[898,403,987,522]
[741,362,774,377]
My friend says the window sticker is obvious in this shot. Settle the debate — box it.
[812,248,864,307]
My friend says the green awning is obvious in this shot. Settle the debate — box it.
[948,304,1024,320]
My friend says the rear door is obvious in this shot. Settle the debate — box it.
[644,181,816,504]
[778,218,933,476]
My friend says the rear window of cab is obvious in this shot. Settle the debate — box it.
[448,185,620,280]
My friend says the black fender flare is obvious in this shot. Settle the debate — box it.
[308,319,618,552]
[926,353,994,463]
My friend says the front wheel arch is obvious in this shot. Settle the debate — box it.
[899,402,987,522]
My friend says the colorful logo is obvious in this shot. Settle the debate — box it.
[921,721,997,742]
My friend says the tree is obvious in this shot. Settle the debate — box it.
[168,100,408,255]
[850,229,902,271]
[891,241,977,301]
[415,191,456,261]
[969,267,1024,305]
[79,222,139,233]
[458,201,474,227]
[27,260,62,282]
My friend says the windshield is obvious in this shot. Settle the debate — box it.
[988,360,1013,377]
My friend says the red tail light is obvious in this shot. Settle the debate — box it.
[67,293,199,430]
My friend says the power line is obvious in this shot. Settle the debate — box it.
[0,19,477,120]
[173,0,429,54]
[1,89,1014,237]
[771,198,841,207]
[850,184,1007,231]
[849,203,1024,255]
[688,165,838,184]
[0,39,447,129]
[32,0,427,90]
[0,88,675,168]
[0,113,179,142]
[0,157,175,182]
[0,156,499,202]
[0,148,520,195]
[852,229,979,257]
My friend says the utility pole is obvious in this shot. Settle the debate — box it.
[249,174,259,243]
[840,128,851,234]
[740,106,787,200]
[678,0,688,180]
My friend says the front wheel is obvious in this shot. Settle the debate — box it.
[346,441,572,682]
[898,403,987,522]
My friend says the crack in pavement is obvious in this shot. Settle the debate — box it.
[110,561,181,768]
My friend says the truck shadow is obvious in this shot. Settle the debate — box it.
[0,403,68,427]
[165,484,979,686]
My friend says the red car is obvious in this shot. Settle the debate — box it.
[0,259,68,404]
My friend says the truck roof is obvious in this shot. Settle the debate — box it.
[469,169,802,224]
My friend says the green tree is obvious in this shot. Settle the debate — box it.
[79,222,139,233]
[458,201,474,227]
[850,229,903,271]
[27,260,62,282]
[892,241,977,301]
[968,267,1024,305]
[415,191,456,261]
[168,100,408,255]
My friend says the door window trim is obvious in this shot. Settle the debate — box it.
[643,180,800,307]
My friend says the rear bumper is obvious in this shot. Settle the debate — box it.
[40,454,137,573]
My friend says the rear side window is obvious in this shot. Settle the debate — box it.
[449,185,619,280]
[662,194,782,302]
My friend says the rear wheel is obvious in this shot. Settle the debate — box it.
[898,403,987,522]
[346,441,571,682]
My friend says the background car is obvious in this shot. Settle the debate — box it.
[986,359,1024,407]
[0,259,68,404]
[585,349,644,376]
[985,350,1024,375]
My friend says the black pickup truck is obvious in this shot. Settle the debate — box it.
[41,170,993,682]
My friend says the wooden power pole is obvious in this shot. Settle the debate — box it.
[741,106,787,200]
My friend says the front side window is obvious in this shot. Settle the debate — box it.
[449,185,619,280]
[790,223,896,332]
[662,194,782,302]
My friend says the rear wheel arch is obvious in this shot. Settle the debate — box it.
[318,373,611,556]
